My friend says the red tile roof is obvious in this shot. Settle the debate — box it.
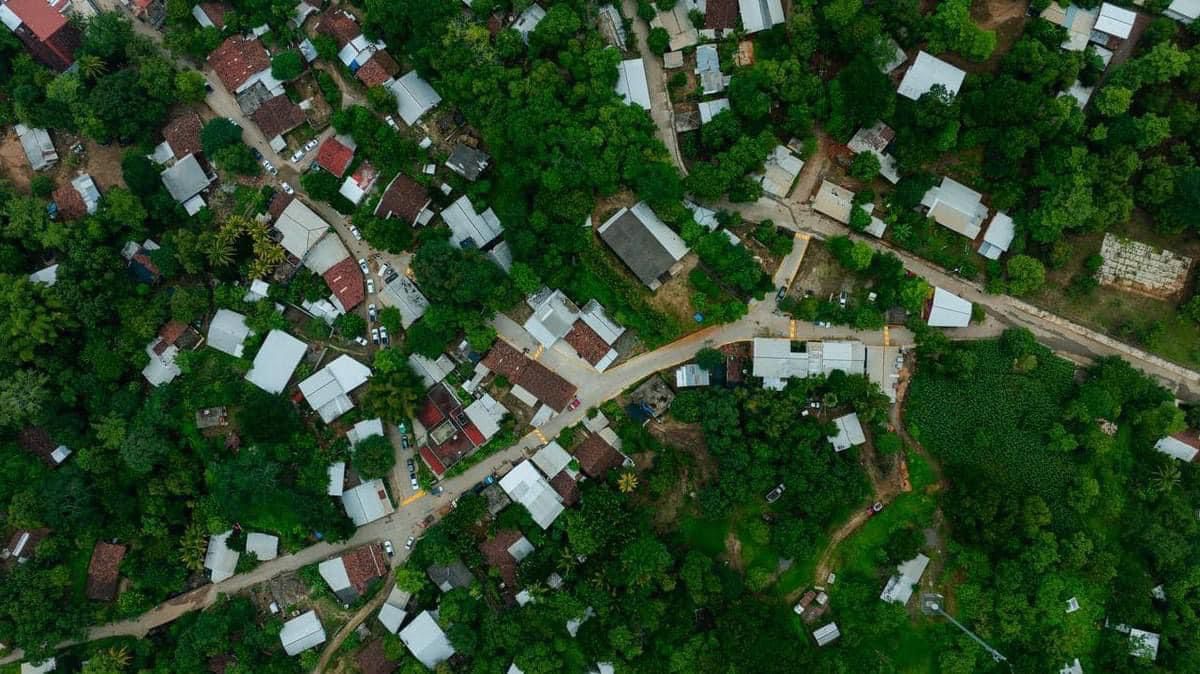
[154,320,189,355]
[322,256,365,310]
[574,433,623,478]
[419,444,447,476]
[549,471,580,506]
[355,51,398,88]
[564,320,610,366]
[197,2,227,28]
[705,0,738,29]
[251,95,307,139]
[417,398,446,429]
[316,136,355,177]
[375,174,429,223]
[482,340,577,411]
[341,544,388,594]
[356,640,398,674]
[208,36,270,92]
[163,112,204,159]
[478,529,524,587]
[316,10,361,47]
[268,192,295,220]
[52,182,87,221]
[7,0,67,40]
[463,422,486,447]
[85,542,126,601]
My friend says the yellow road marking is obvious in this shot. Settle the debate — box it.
[795,232,810,240]
[532,428,548,444]
[789,320,797,339]
[401,491,426,506]
[531,345,544,360]
[883,325,891,347]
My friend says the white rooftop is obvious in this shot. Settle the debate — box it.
[898,51,966,101]
[813,622,841,646]
[921,176,988,239]
[828,412,866,452]
[410,352,455,388]
[1095,3,1136,39]
[525,288,581,348]
[615,58,651,110]
[204,530,239,583]
[298,354,372,423]
[20,659,56,674]
[812,180,855,224]
[280,610,326,656]
[500,460,565,529]
[245,330,307,394]
[378,602,407,634]
[927,287,972,328]
[738,0,784,33]
[28,263,58,287]
[327,461,346,496]
[245,532,279,561]
[1168,0,1200,22]
[390,71,442,125]
[275,198,331,260]
[347,418,385,446]
[1155,434,1199,462]
[880,553,930,605]
[381,275,430,328]
[513,4,546,42]
[978,212,1015,260]
[400,611,457,669]
[341,478,393,526]
[699,98,730,124]
[1129,628,1160,661]
[675,363,711,388]
[464,393,508,444]
[442,195,503,250]
[532,441,572,478]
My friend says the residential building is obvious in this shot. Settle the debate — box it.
[812,622,841,647]
[208,36,281,97]
[442,194,504,250]
[880,553,930,605]
[481,339,578,412]
[897,51,966,101]
[847,122,899,183]
[532,441,573,479]
[50,174,100,220]
[427,559,475,592]
[191,2,225,28]
[1040,2,1100,51]
[327,461,346,496]
[828,413,866,452]
[598,4,628,48]
[341,478,394,526]
[19,658,56,674]
[925,287,972,328]
[299,354,372,423]
[880,36,907,73]
[513,3,546,42]
[14,124,56,170]
[28,263,57,287]
[207,309,251,357]
[614,58,651,110]
[705,0,738,30]
[1167,0,1200,23]
[1093,3,1136,44]
[1155,431,1200,462]
[738,0,783,33]
[280,610,326,656]
[522,288,625,370]
[695,43,724,94]
[698,98,730,125]
[251,95,306,150]
[321,256,365,311]
[319,544,389,603]
[675,363,711,387]
[2,528,47,563]
[85,542,126,602]
[752,338,866,390]
[244,330,307,394]
[755,145,804,198]
[500,460,565,529]
[400,611,456,669]
[597,202,689,290]
[0,0,81,71]
[143,321,193,387]
[410,353,456,388]
[812,180,856,224]
[390,71,442,125]
[416,383,499,475]
[381,275,430,328]
[978,212,1015,260]
[160,154,215,215]
[347,418,384,446]
[204,530,239,583]
[574,432,625,478]
[376,173,433,225]
[377,586,412,634]
[339,162,378,205]
[356,50,399,88]
[245,532,279,561]
[1129,628,1160,661]
[273,197,332,260]
[445,143,490,182]
[920,176,989,239]
[479,529,534,589]
[316,135,356,178]
[464,393,508,444]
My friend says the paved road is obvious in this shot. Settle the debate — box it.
[621,0,687,175]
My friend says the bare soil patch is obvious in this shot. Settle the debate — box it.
[647,254,700,326]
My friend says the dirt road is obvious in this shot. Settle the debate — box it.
[621,0,687,175]
[314,580,395,673]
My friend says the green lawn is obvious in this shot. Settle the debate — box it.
[907,451,936,492]
[679,515,729,558]
[835,492,937,579]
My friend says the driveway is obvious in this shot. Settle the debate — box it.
[621,0,687,174]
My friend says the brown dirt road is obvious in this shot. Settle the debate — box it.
[314,580,394,674]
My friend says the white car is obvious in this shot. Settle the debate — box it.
[366,278,375,295]
[371,327,380,345]
[410,476,419,490]
[384,115,399,130]
[379,326,389,345]
[382,540,394,557]
[354,336,368,346]
[368,303,377,322]
[349,225,363,241]
[290,148,305,163]
[405,536,415,550]
[262,159,277,176]
[377,263,392,279]
[358,258,369,274]
[304,138,320,152]
[280,182,294,195]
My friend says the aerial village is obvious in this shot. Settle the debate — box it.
[1,0,1200,672]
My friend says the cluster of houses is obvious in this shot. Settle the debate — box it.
[751,337,903,400]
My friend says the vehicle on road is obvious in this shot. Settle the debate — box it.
[262,159,277,175]
[349,225,363,240]
[400,436,410,449]
[866,501,884,517]
[358,258,369,274]
[568,397,581,411]
[371,327,380,345]
[304,138,320,152]
[405,536,415,550]
[368,303,377,323]
[366,278,376,295]
[280,182,294,195]
[250,147,262,160]
[431,486,443,496]
[776,287,787,302]
[290,148,305,163]
[406,459,415,472]
[382,540,394,556]
[410,476,419,490]
[379,327,389,346]
[354,336,368,346]
[482,475,495,486]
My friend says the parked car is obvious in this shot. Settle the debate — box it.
[765,483,786,503]
[378,263,392,279]
[280,182,294,195]
[406,459,415,472]
[775,287,787,302]
[410,476,419,490]
[366,278,376,295]
[289,148,305,163]
[368,303,377,323]
[400,436,410,449]
[838,290,848,307]
[382,540,394,556]
[431,486,443,496]
[304,138,320,152]
[349,225,363,241]
[482,475,495,486]
[262,159,277,175]
[250,147,263,160]
[379,326,389,345]
[384,272,399,284]
[354,336,368,346]
[866,501,884,517]
[384,115,399,130]
[405,536,415,550]
[358,258,369,274]
[371,328,380,345]
[568,397,581,411]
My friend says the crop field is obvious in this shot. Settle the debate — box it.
[904,340,1078,503]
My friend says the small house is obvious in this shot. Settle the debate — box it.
[897,51,966,101]
[597,202,689,290]
[280,610,326,656]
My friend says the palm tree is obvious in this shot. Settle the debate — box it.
[77,55,107,80]
[179,522,208,572]
[205,233,235,268]
[618,471,639,493]
[1151,462,1181,494]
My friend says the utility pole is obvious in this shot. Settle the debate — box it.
[921,594,1009,665]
